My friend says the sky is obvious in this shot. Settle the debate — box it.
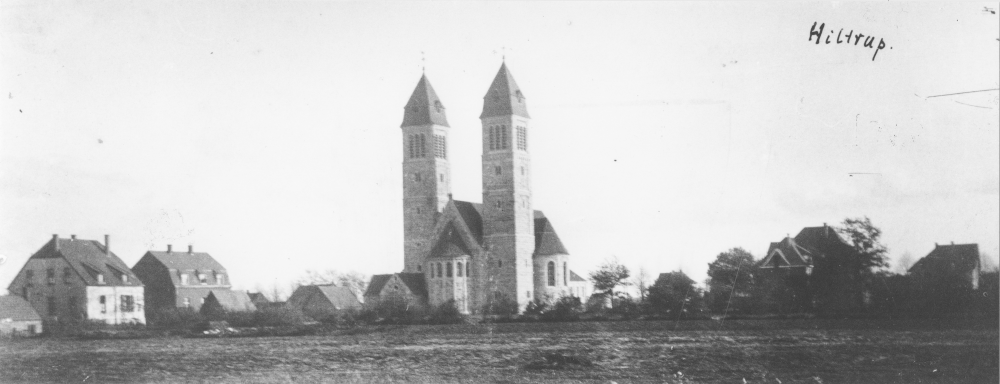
[1,1,998,296]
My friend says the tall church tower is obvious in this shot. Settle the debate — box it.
[480,63,534,309]
[401,74,451,273]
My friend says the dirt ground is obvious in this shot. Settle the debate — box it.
[1,319,996,383]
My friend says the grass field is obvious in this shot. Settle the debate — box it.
[1,319,997,383]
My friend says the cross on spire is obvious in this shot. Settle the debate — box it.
[501,46,506,62]
[421,51,425,74]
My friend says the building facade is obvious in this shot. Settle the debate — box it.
[382,63,583,314]
[131,245,231,313]
[7,235,145,324]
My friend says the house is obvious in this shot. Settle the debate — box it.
[248,292,270,306]
[568,271,590,303]
[132,245,231,313]
[6,235,145,324]
[364,273,427,305]
[200,290,256,316]
[757,224,864,312]
[288,285,361,318]
[909,242,981,290]
[0,295,43,336]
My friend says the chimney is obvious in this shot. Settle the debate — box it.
[104,235,111,257]
[167,244,173,253]
[951,241,954,246]
[70,234,76,240]
[52,234,59,251]
[935,242,938,247]
[188,245,193,254]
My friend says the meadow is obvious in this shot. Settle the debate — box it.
[1,319,996,383]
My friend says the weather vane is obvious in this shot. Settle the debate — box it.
[421,51,425,74]
[501,46,506,62]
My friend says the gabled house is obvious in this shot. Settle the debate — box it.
[910,242,981,290]
[568,271,590,303]
[0,295,43,336]
[132,245,231,313]
[200,290,256,316]
[757,224,863,312]
[364,273,427,305]
[287,285,362,319]
[7,235,145,324]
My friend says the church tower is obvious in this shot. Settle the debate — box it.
[401,74,451,273]
[480,63,534,309]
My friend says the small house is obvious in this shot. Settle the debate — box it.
[287,285,361,319]
[364,273,427,306]
[910,242,982,290]
[0,295,43,336]
[200,290,257,316]
[132,245,231,313]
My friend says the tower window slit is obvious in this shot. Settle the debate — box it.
[517,126,527,151]
[435,135,446,159]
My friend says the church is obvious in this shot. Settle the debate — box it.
[364,63,585,314]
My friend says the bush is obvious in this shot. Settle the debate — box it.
[359,295,427,325]
[482,294,519,320]
[428,300,466,324]
[148,308,205,329]
[540,296,582,322]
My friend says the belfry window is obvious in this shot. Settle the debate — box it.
[446,262,453,278]
[434,135,446,159]
[517,126,527,151]
[437,263,443,278]
[408,134,427,158]
[489,125,509,150]
[457,262,463,277]
[547,262,556,286]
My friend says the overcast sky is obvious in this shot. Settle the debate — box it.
[2,1,998,294]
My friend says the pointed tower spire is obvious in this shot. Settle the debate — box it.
[402,75,449,127]
[480,63,530,119]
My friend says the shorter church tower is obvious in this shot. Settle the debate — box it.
[401,74,452,273]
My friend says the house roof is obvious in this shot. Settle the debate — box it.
[0,295,41,321]
[14,237,142,288]
[759,225,853,269]
[139,250,228,286]
[247,293,269,303]
[364,273,428,299]
[534,211,569,256]
[314,285,362,310]
[910,243,980,275]
[760,237,815,268]
[480,63,530,119]
[364,274,393,297]
[401,74,449,127]
[569,270,587,282]
[205,290,256,312]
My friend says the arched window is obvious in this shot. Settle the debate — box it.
[437,263,443,278]
[547,262,556,286]
[563,262,568,286]
[446,262,453,277]
[466,262,470,277]
[408,134,416,158]
[456,262,463,277]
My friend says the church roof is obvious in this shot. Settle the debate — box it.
[534,211,570,256]
[428,200,569,258]
[364,273,427,298]
[401,74,449,127]
[480,63,530,119]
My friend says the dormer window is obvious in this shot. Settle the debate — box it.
[122,274,129,284]
[97,274,105,284]
[515,90,524,102]
[433,100,444,113]
[180,274,189,285]
[198,273,208,284]
[217,274,226,285]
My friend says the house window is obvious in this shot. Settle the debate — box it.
[63,267,72,284]
[121,274,129,284]
[201,298,206,305]
[97,274,105,284]
[495,166,502,175]
[437,263,443,278]
[414,172,422,182]
[495,200,502,209]
[456,262,463,277]
[417,265,422,273]
[198,273,208,284]
[47,296,56,315]
[434,135,446,159]
[121,295,135,313]
[416,207,422,214]
[517,126,527,151]
[547,262,556,286]
[180,274,189,285]
[25,270,34,286]
[217,274,226,285]
[183,298,191,308]
[498,259,503,268]
[47,268,55,285]
[99,295,107,313]
[446,262,453,277]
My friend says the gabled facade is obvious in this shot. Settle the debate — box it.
[131,245,231,313]
[200,290,256,316]
[909,242,981,290]
[0,295,43,336]
[7,235,145,324]
[364,273,428,306]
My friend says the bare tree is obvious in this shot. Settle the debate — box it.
[632,266,651,302]
[895,251,914,274]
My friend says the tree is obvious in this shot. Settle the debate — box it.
[632,266,651,302]
[589,257,630,300]
[895,251,915,274]
[705,248,756,315]
[837,216,890,272]
[647,270,704,318]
